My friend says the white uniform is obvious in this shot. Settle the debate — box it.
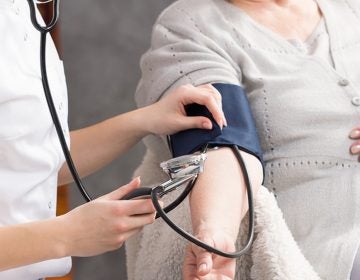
[0,0,71,278]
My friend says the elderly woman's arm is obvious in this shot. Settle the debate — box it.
[183,148,263,278]
[133,5,263,279]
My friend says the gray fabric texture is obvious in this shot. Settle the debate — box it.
[351,248,360,280]
[127,0,360,279]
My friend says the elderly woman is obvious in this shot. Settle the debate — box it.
[126,0,360,279]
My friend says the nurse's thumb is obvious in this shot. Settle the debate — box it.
[102,177,141,200]
[182,116,213,130]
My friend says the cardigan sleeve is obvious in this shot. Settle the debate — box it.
[134,5,242,107]
[135,3,263,166]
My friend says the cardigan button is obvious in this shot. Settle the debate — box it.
[338,79,350,87]
[351,96,360,106]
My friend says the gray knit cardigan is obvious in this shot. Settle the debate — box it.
[126,0,360,279]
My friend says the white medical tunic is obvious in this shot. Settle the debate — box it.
[0,0,71,278]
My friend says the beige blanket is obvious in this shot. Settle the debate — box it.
[125,149,321,280]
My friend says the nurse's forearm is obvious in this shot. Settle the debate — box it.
[58,106,153,185]
[0,218,65,271]
[190,148,263,241]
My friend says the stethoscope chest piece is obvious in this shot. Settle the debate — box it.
[160,153,206,179]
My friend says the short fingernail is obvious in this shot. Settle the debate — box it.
[198,263,207,273]
[131,176,141,184]
[223,118,228,127]
[351,144,360,154]
[219,119,224,129]
[350,129,360,139]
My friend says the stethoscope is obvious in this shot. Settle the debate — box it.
[27,0,255,258]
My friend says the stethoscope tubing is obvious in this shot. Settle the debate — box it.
[27,0,93,202]
[121,179,196,219]
[27,0,59,32]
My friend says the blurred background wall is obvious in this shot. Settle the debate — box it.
[60,0,174,279]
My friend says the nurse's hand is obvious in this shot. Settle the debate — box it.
[182,230,236,280]
[144,84,227,135]
[57,177,157,257]
[349,127,360,155]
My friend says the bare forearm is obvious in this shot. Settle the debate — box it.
[58,107,151,185]
[190,148,263,240]
[0,218,66,271]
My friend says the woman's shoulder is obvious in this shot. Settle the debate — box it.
[155,0,228,33]
[150,0,240,51]
[158,0,217,20]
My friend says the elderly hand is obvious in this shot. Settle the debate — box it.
[144,84,227,135]
[183,230,236,280]
[349,127,360,155]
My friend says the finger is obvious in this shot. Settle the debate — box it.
[114,227,142,249]
[350,142,360,154]
[118,199,156,216]
[196,84,227,126]
[181,89,224,129]
[102,177,141,200]
[207,84,227,127]
[197,84,222,105]
[116,212,156,233]
[178,116,213,130]
[349,128,360,139]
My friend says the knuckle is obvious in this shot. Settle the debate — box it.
[180,84,193,93]
[112,204,124,216]
[200,83,212,90]
[114,236,125,247]
[146,200,156,212]
[202,94,212,102]
[114,221,128,233]
[214,91,222,101]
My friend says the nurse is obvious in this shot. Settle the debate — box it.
[0,0,226,279]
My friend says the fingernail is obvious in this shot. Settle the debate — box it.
[350,129,360,139]
[351,144,360,154]
[223,113,228,127]
[219,119,224,129]
[198,263,207,273]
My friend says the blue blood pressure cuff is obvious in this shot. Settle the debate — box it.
[168,83,264,166]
